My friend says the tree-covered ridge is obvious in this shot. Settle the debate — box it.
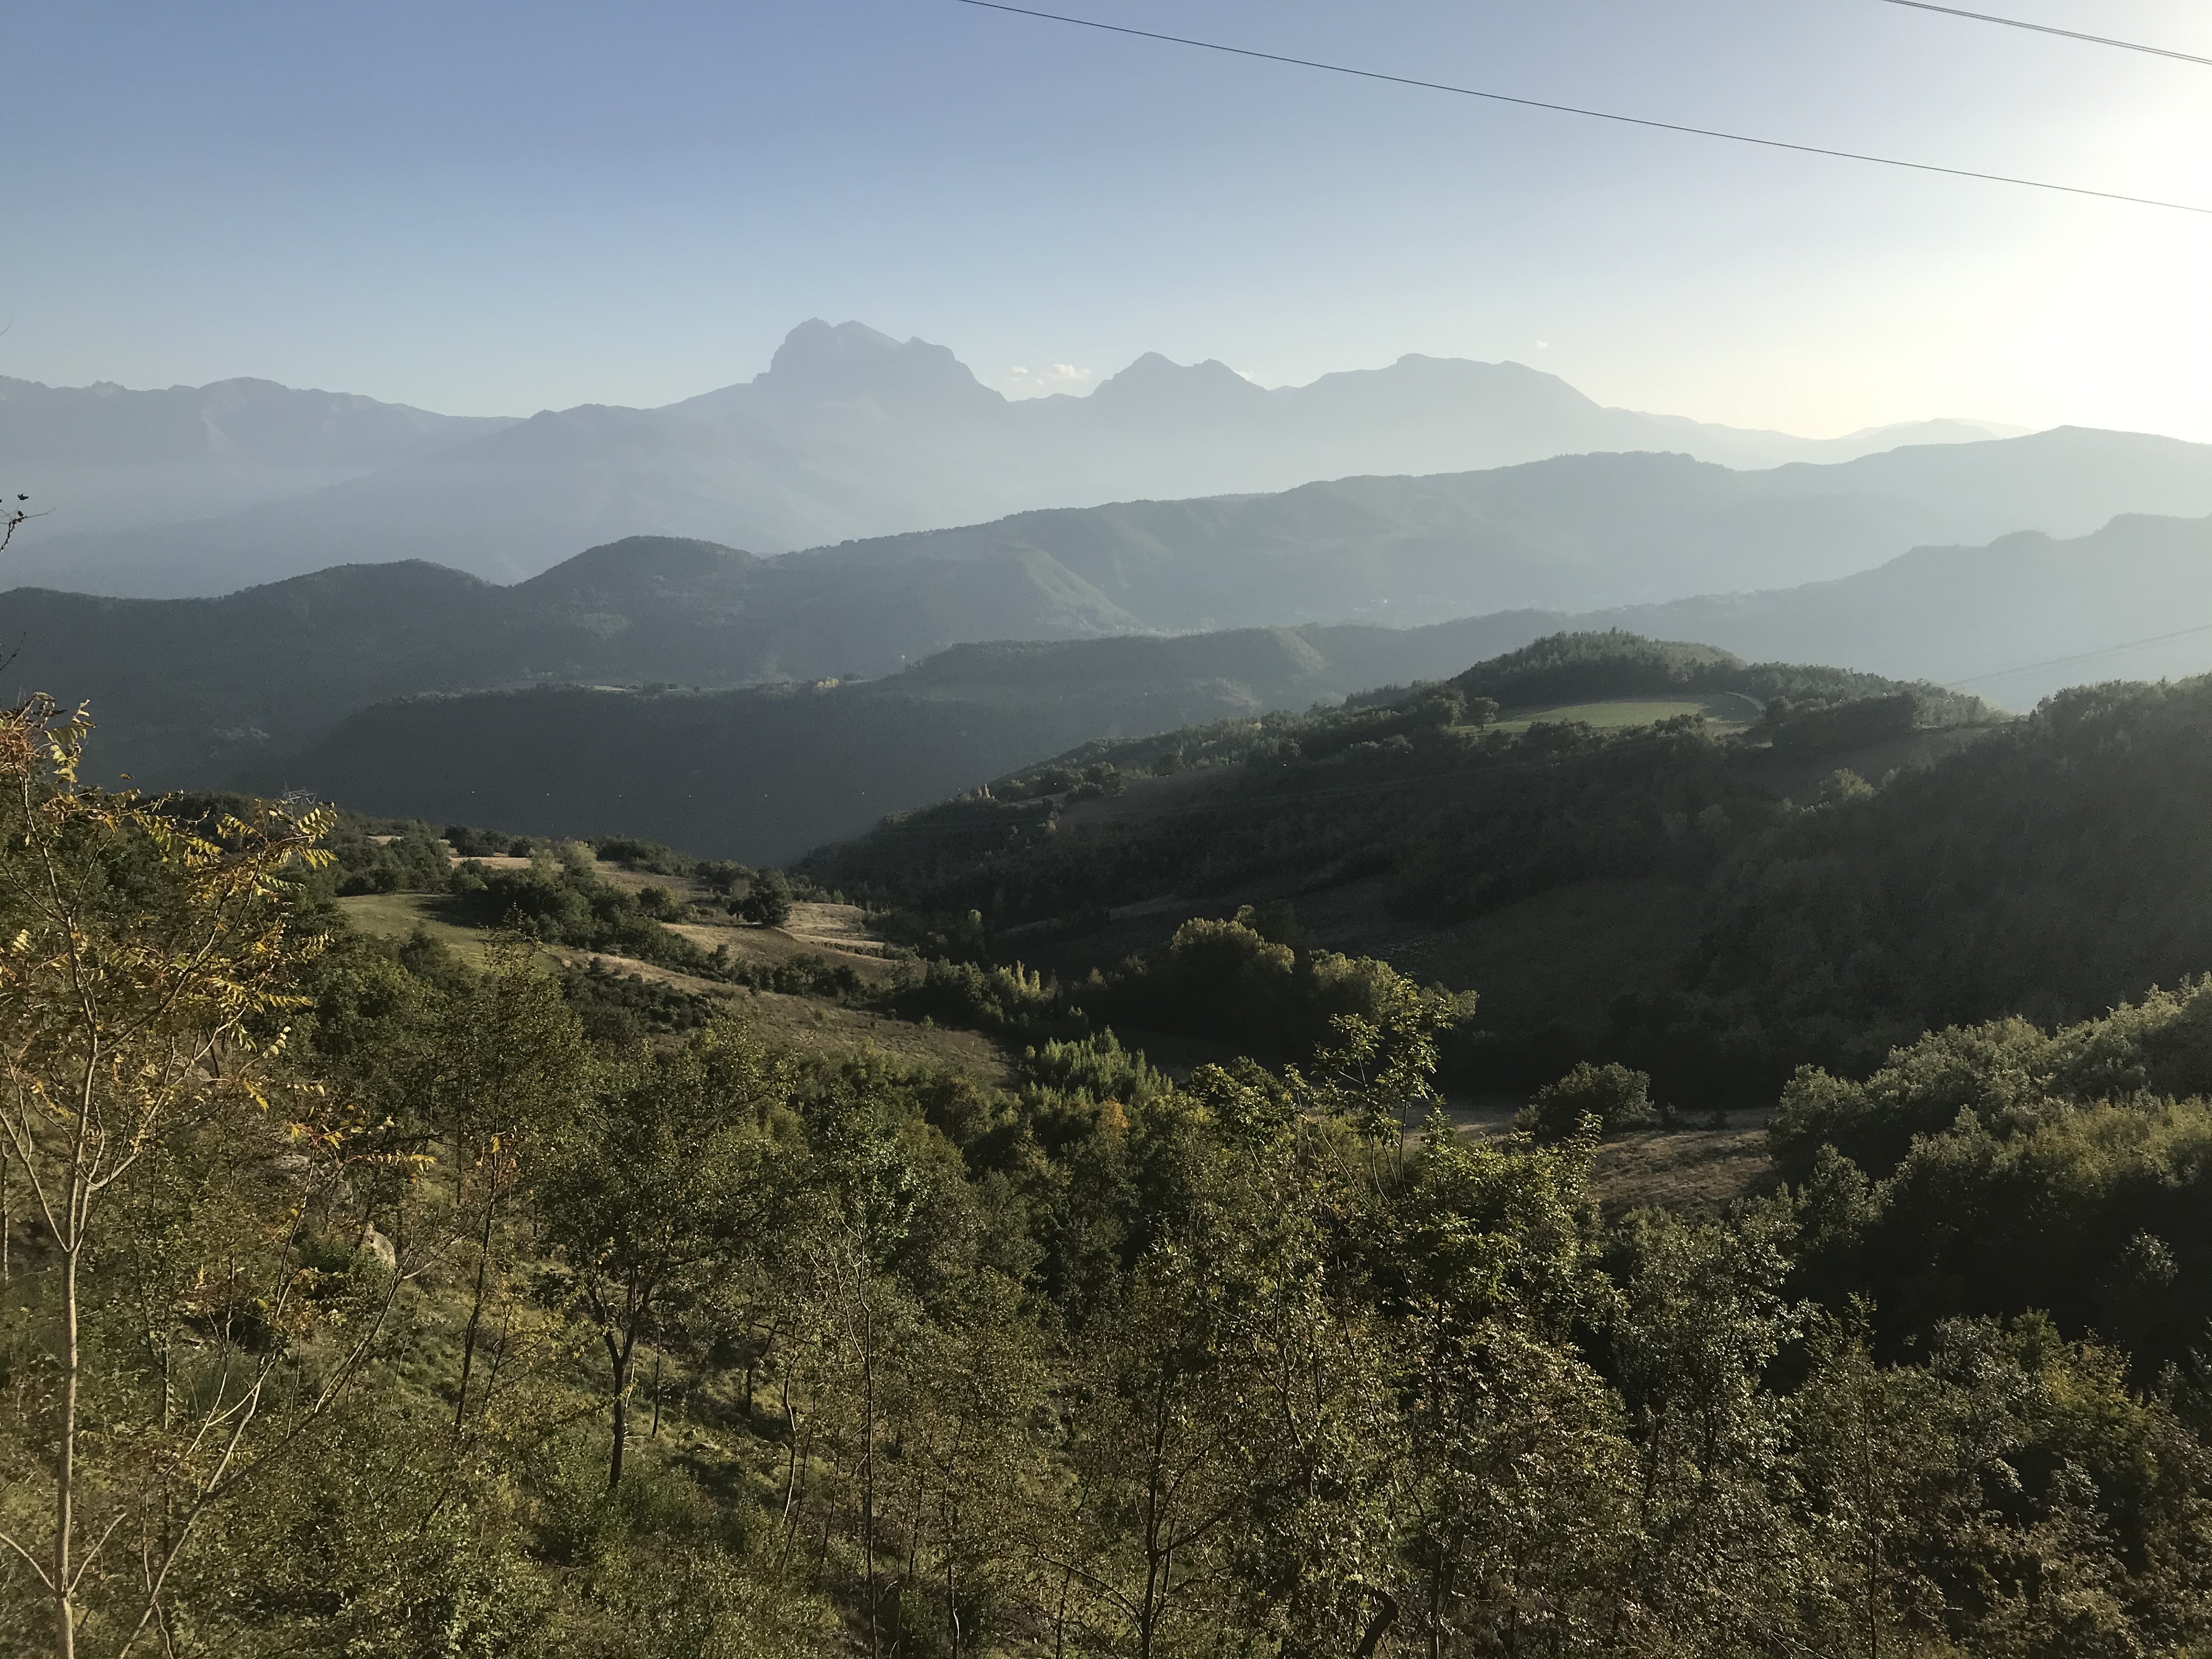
[14,703,2212,1655]
[806,635,2008,1095]
[1444,628,1985,723]
[822,630,1988,901]
[812,644,2212,1103]
[1684,676,2212,1031]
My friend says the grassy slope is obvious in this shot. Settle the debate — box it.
[1589,1126,1780,1216]
[338,883,1012,1085]
[335,893,507,963]
[1487,693,1756,734]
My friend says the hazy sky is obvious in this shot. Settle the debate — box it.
[4,0,2209,439]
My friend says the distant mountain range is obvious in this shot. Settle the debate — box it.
[8,319,2027,597]
[779,428,2212,631]
[0,375,515,537]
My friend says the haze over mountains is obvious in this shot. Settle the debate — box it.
[1583,511,2212,702]
[12,318,2212,857]
[10,319,2022,597]
[0,416,2198,761]
[791,428,2212,629]
[0,532,1546,792]
[0,375,515,537]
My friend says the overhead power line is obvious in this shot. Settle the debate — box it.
[1947,620,2212,686]
[1871,1,2212,68]
[951,0,2212,216]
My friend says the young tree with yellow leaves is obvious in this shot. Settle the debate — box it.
[0,696,381,1657]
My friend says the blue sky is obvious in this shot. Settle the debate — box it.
[4,0,2209,438]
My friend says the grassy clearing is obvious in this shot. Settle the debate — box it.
[668,914,901,986]
[335,893,510,964]
[558,944,1010,1082]
[732,986,1013,1082]
[1486,693,1758,735]
[340,891,1008,1082]
[1414,1101,1781,1218]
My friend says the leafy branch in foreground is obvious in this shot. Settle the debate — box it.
[0,695,385,1658]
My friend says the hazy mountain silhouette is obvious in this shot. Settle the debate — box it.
[0,375,515,537]
[10,319,2029,596]
[787,430,2212,630]
[1583,510,2212,706]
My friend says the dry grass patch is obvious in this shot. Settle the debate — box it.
[553,948,1009,1084]
[668,916,900,985]
[336,893,515,965]
[1588,1126,1779,1217]
[1486,693,1759,735]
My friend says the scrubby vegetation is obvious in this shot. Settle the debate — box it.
[1519,1060,1656,1142]
[21,632,2212,1657]
[18,689,2212,1658]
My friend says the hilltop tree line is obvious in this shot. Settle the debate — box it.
[14,700,2212,1655]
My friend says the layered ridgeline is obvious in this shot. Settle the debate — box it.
[14,434,2212,793]
[0,517,1550,805]
[10,318,2029,596]
[1587,508,2212,703]
[806,634,2212,1102]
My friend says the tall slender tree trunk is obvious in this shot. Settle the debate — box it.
[863,1300,879,1659]
[606,1327,636,1489]
[780,1376,803,1533]
[55,1233,80,1659]
[945,1494,961,1659]
[453,1166,501,1430]
[1138,1379,1171,1659]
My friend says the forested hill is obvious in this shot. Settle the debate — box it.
[806,634,2212,1098]
[250,615,1559,861]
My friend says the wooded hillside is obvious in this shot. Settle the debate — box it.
[9,693,2212,1656]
